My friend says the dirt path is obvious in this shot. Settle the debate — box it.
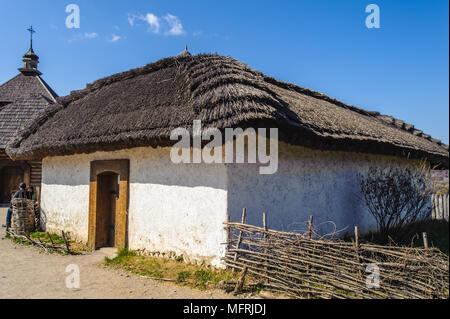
[0,208,234,299]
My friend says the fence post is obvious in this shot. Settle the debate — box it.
[434,194,438,219]
[431,195,436,219]
[354,226,362,290]
[305,215,314,298]
[422,232,429,249]
[442,195,447,220]
[226,215,231,248]
[443,194,447,221]
[446,194,449,221]
[354,226,359,255]
[233,266,248,295]
[422,230,431,294]
[232,208,246,273]
[433,194,450,221]
[354,226,360,265]
[307,215,314,239]
[438,194,441,219]
[263,212,268,283]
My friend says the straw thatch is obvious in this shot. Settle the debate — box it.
[6,53,448,167]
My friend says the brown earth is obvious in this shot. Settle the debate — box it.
[0,207,237,299]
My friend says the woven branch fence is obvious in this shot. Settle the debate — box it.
[11,198,36,236]
[223,211,449,299]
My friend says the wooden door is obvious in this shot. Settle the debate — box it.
[88,160,129,250]
[107,174,120,247]
[95,173,118,248]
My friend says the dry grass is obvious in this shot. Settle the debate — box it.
[7,231,90,255]
[104,248,240,291]
[345,219,450,255]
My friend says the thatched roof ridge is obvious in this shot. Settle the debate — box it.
[5,53,448,167]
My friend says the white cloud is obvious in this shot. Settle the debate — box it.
[128,14,139,26]
[84,32,98,39]
[68,32,99,43]
[128,13,159,33]
[110,34,121,42]
[145,13,160,33]
[128,12,184,36]
[164,14,184,35]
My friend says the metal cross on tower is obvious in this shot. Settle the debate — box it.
[27,25,36,48]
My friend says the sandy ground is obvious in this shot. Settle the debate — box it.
[0,208,236,299]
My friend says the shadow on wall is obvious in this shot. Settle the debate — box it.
[226,161,375,236]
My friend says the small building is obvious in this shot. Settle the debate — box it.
[6,52,448,266]
[0,34,57,204]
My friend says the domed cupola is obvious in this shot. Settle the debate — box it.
[18,26,42,75]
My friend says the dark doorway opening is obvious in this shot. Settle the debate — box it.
[95,172,120,248]
[0,166,24,203]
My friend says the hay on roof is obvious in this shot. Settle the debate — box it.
[5,54,448,167]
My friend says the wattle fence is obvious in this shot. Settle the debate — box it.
[431,194,449,221]
[223,211,449,299]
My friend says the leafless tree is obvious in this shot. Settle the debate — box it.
[359,161,432,236]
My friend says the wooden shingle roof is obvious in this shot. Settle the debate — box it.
[0,72,57,149]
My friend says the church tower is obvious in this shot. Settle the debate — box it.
[0,26,58,204]
[18,26,42,75]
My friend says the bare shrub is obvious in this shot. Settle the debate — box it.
[359,161,432,237]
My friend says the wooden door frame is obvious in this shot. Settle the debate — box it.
[88,159,129,250]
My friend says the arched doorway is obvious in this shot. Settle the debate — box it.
[0,166,25,203]
[88,160,129,250]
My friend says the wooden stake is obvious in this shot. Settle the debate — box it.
[354,226,362,287]
[222,221,448,299]
[233,266,248,295]
[240,208,246,225]
[226,215,231,247]
[263,212,268,283]
[354,226,360,262]
[232,208,246,273]
[61,231,70,254]
[307,215,314,239]
[47,232,54,245]
[422,232,429,249]
[306,215,314,299]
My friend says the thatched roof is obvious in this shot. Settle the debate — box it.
[0,72,57,149]
[6,53,449,167]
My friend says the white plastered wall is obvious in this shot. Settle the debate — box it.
[227,142,412,235]
[40,138,415,266]
[41,146,228,266]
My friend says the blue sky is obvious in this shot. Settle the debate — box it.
[0,0,448,143]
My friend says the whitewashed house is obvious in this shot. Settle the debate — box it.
[6,52,448,266]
